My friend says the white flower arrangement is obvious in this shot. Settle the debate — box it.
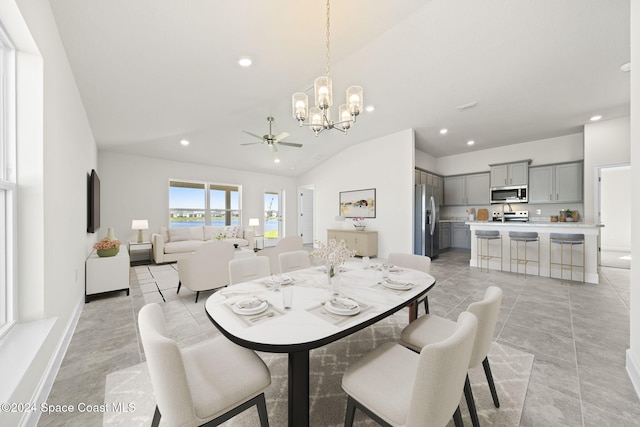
[311,238,357,271]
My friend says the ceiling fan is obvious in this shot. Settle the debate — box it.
[241,117,302,152]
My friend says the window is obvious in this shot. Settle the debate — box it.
[169,181,240,228]
[0,26,16,333]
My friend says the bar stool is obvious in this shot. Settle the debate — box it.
[549,233,585,283]
[508,231,539,278]
[476,230,502,272]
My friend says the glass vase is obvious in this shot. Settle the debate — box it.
[327,265,340,295]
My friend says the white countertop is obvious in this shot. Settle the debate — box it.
[466,220,601,229]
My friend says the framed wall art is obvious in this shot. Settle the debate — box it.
[339,188,376,218]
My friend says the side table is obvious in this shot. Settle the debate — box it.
[129,241,153,266]
[86,246,130,302]
[253,235,264,252]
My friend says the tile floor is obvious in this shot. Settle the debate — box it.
[38,251,639,426]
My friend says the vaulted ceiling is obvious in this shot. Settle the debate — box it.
[49,0,630,176]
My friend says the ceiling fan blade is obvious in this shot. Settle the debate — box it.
[240,142,262,146]
[270,144,278,153]
[242,130,264,140]
[278,141,303,148]
[274,131,290,142]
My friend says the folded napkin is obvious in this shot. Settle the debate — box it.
[385,278,412,288]
[235,297,264,309]
[330,297,358,310]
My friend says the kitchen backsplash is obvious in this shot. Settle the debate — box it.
[440,203,585,221]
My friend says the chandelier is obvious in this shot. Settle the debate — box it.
[291,0,364,136]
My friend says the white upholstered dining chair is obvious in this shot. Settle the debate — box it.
[387,252,432,321]
[228,256,271,285]
[138,303,271,427]
[177,240,234,302]
[257,236,304,273]
[342,311,478,427]
[401,286,503,427]
[278,250,311,274]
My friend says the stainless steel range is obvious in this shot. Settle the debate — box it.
[492,210,529,222]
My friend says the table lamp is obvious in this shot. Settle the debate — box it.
[249,217,260,235]
[132,219,149,243]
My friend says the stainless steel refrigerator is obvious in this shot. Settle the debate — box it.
[414,183,440,259]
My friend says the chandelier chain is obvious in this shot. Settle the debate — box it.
[325,0,330,77]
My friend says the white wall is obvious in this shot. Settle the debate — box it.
[415,148,437,172]
[298,129,415,258]
[600,166,631,252]
[584,117,631,223]
[436,133,584,176]
[98,151,298,243]
[1,0,98,425]
[628,0,640,400]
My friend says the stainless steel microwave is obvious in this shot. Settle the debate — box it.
[490,185,528,204]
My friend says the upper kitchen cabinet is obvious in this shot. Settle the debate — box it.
[444,173,489,206]
[490,160,530,187]
[528,161,583,203]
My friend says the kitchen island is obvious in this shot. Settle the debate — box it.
[467,221,602,283]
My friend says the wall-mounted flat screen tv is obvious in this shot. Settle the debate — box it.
[87,169,100,233]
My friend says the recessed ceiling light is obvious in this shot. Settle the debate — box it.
[365,105,375,112]
[467,140,475,146]
[180,139,190,146]
[238,57,252,67]
[440,128,448,135]
[590,115,602,121]
[274,158,280,163]
[620,62,631,72]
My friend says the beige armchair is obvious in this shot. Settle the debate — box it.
[342,312,478,426]
[401,286,503,427]
[176,240,234,302]
[257,236,304,274]
[138,303,271,427]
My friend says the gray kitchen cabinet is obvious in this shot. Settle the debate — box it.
[439,222,451,251]
[528,162,582,203]
[451,222,471,250]
[444,173,489,206]
[490,161,529,187]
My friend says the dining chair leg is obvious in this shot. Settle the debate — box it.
[453,405,464,427]
[464,375,480,427]
[423,296,429,314]
[482,357,500,408]
[177,281,182,294]
[151,405,161,427]
[256,394,270,427]
[195,291,200,303]
[344,396,357,427]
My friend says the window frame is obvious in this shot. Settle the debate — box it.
[168,180,241,228]
[0,23,17,337]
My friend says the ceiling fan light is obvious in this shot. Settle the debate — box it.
[314,76,332,109]
[346,86,363,117]
[292,93,308,122]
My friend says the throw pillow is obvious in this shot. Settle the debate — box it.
[189,226,204,240]
[224,226,238,238]
[168,227,192,242]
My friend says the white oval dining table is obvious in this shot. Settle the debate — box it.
[205,261,436,427]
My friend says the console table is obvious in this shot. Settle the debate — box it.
[85,246,130,302]
[327,229,378,257]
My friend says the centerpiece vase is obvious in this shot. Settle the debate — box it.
[327,264,341,295]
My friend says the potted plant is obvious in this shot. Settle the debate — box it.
[564,209,579,222]
[94,237,121,257]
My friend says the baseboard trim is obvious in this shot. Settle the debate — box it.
[626,349,640,401]
[21,295,84,427]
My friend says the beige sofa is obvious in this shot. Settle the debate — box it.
[152,225,254,264]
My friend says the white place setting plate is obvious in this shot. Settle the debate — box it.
[382,278,414,291]
[325,297,360,316]
[272,275,294,285]
[232,297,268,315]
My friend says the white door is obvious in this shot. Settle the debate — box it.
[299,187,314,245]
[598,165,630,268]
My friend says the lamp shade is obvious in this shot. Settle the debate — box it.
[249,218,260,227]
[131,220,149,230]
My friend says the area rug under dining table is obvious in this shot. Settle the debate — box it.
[104,307,533,426]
